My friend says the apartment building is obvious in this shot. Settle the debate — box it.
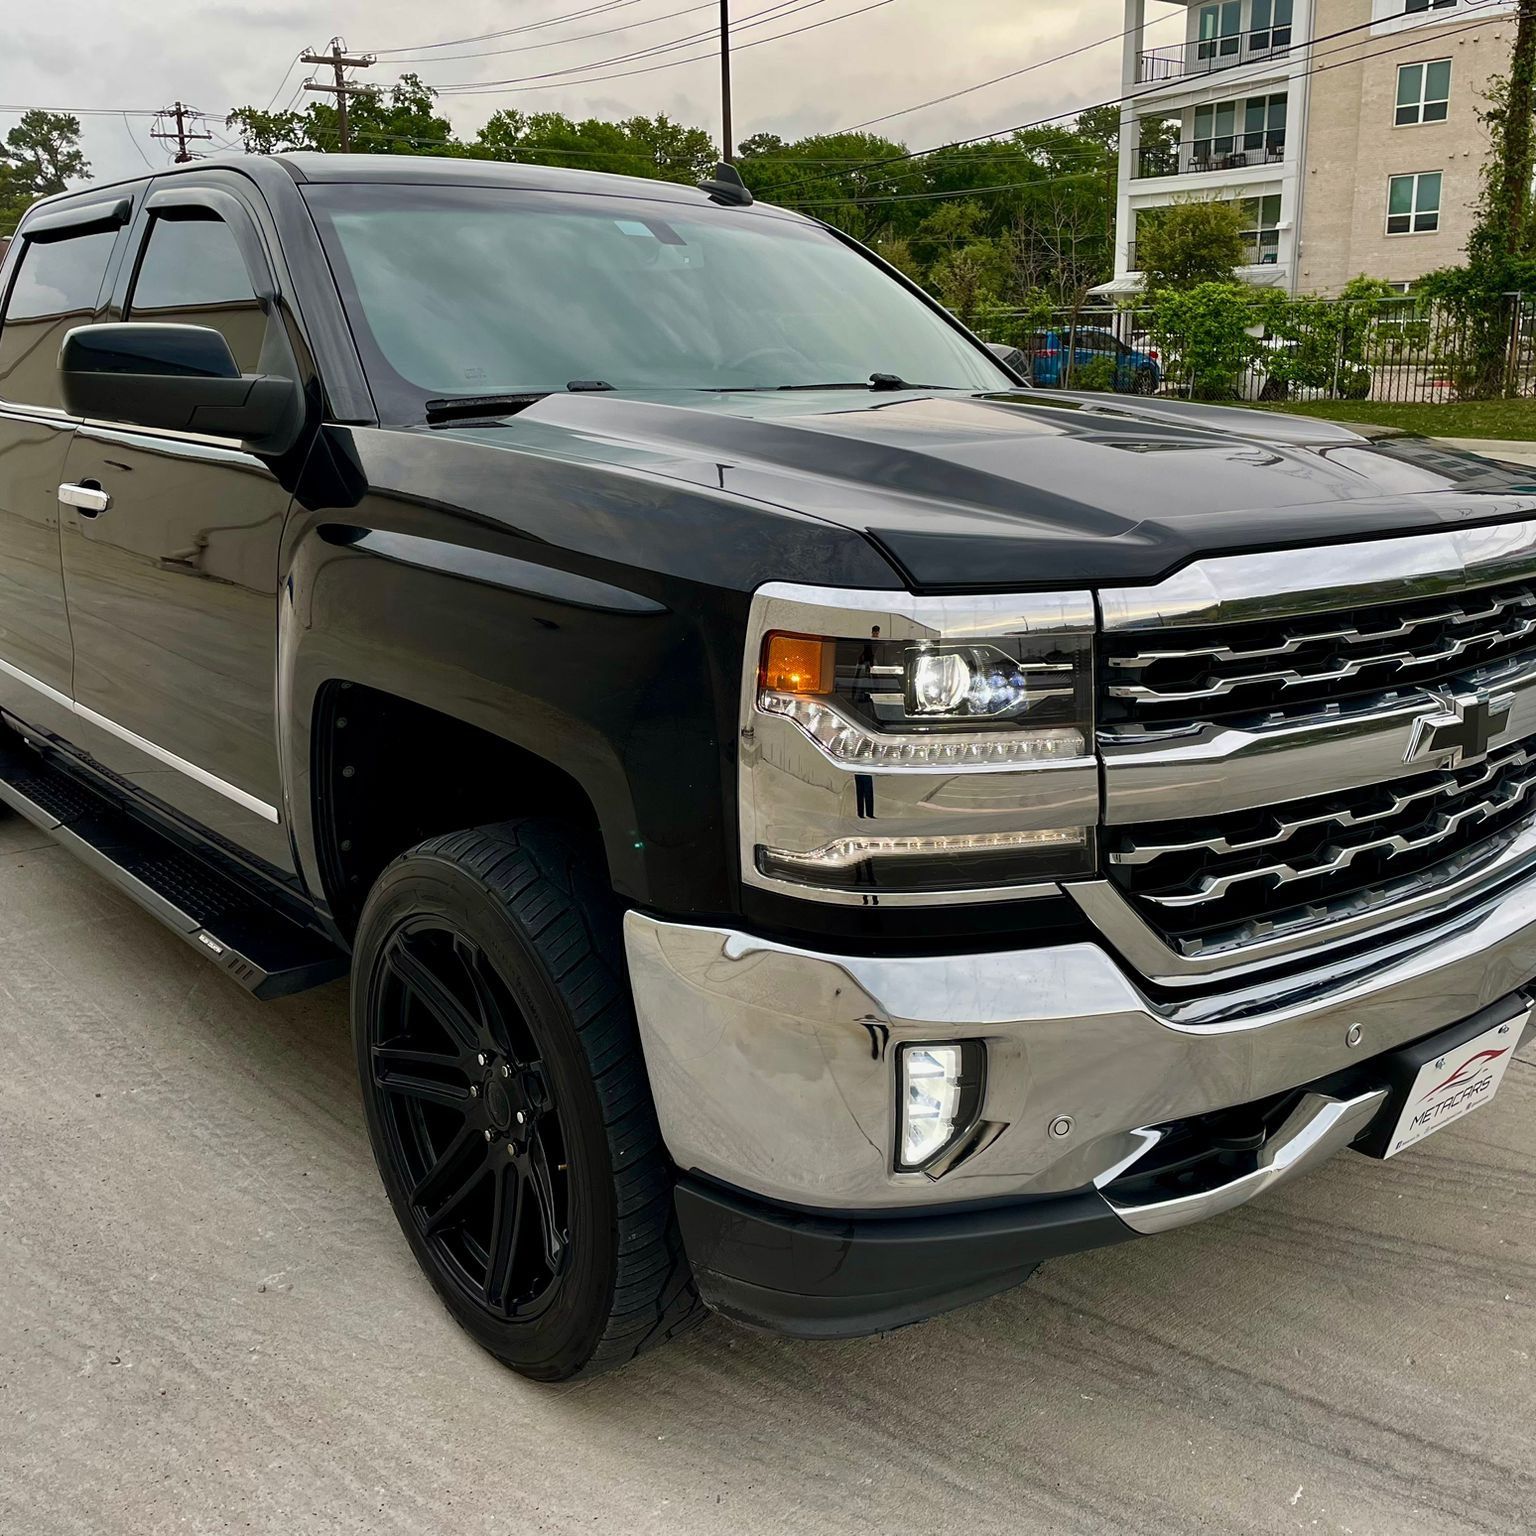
[1105,0,1517,297]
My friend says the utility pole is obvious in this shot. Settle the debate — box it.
[150,103,213,163]
[301,38,375,153]
[719,0,733,163]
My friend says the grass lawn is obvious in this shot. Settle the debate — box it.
[1256,397,1536,440]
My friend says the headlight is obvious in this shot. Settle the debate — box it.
[738,585,1099,905]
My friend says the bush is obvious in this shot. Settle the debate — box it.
[1145,281,1276,399]
[1072,354,1120,392]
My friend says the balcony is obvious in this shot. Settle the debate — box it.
[1126,233,1282,271]
[1134,135,1286,179]
[1136,33,1292,84]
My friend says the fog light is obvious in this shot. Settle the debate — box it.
[899,1042,981,1170]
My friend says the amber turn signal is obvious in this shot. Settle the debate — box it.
[761,632,835,696]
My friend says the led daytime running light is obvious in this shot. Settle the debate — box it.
[759,691,1083,767]
[764,827,1085,873]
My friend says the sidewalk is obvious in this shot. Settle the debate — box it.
[1435,436,1536,469]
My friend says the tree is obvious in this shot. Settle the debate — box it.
[0,110,88,232]
[466,110,714,183]
[1416,10,1536,399]
[228,75,452,156]
[1480,0,1536,258]
[1134,198,1248,293]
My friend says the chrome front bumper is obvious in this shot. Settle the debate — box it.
[624,869,1536,1215]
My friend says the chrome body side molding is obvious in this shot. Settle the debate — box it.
[0,653,278,823]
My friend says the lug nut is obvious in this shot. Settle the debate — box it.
[1048,1115,1074,1139]
[483,1129,495,1143]
[515,1111,525,1125]
[476,1052,489,1067]
[500,1063,511,1079]
[469,1084,479,1098]
[507,1142,517,1158]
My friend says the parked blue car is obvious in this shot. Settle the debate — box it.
[1023,327,1162,393]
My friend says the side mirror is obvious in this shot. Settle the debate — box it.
[59,323,303,454]
[985,340,1029,382]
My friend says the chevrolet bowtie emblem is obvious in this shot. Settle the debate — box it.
[1405,687,1515,767]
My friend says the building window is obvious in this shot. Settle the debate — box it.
[1240,193,1283,264]
[1250,0,1293,51]
[1386,171,1442,234]
[1197,1,1242,61]
[1404,0,1457,12]
[1396,60,1451,125]
[1243,93,1288,157]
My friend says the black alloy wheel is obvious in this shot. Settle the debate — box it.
[371,919,570,1322]
[352,820,702,1380]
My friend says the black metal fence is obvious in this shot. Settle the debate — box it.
[1005,293,1536,407]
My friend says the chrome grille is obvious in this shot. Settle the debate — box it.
[1103,577,1536,729]
[1107,734,1536,956]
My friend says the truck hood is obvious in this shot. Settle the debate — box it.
[429,388,1536,589]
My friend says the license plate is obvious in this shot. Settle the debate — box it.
[1383,1015,1521,1157]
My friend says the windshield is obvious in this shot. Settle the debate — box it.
[303,182,1012,419]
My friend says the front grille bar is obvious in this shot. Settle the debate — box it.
[1109,588,1534,672]
[1112,741,1533,869]
[1139,765,1536,908]
[1109,596,1536,705]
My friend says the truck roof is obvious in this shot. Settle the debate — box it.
[22,151,778,220]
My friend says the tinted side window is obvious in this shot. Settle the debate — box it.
[128,214,264,372]
[0,228,118,410]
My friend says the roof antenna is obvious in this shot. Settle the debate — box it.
[699,161,753,207]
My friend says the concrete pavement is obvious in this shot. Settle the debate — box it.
[0,813,1533,1536]
[1435,436,1536,469]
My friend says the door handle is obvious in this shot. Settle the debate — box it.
[58,482,112,516]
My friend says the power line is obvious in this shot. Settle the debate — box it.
[431,0,836,90]
[843,8,1186,132]
[431,0,902,95]
[378,1,719,63]
[371,1,649,56]
[122,111,156,170]
[264,52,305,114]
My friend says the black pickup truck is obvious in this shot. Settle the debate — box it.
[2,153,1533,1381]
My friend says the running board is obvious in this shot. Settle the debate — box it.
[0,731,345,999]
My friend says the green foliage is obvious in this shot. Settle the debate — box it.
[1261,277,1392,398]
[0,110,88,233]
[1146,280,1275,399]
[1073,354,1120,392]
[227,75,452,155]
[1471,11,1535,262]
[1134,199,1249,295]
[470,110,716,182]
[1420,249,1536,398]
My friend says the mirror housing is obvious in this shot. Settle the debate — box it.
[985,340,1030,383]
[59,323,303,454]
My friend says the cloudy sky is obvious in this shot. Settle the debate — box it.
[1,0,1187,186]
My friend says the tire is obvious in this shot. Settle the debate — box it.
[351,819,702,1381]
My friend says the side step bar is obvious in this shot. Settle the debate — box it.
[0,730,346,999]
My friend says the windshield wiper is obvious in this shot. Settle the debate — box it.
[708,373,933,394]
[424,380,614,423]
